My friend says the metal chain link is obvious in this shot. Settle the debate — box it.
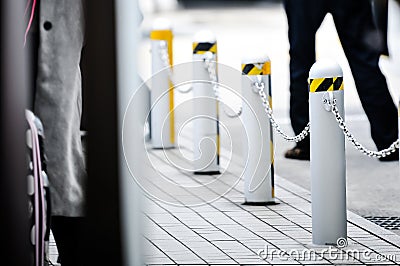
[329,98,399,158]
[253,81,310,142]
[203,54,243,118]
[159,41,193,94]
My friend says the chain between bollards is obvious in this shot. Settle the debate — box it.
[253,78,399,154]
[204,54,243,118]
[253,81,310,143]
[327,97,400,158]
[159,41,193,94]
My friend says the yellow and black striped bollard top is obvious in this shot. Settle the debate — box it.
[309,77,344,92]
[192,42,217,55]
[241,61,271,75]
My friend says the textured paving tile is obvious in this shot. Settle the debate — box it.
[143,144,400,265]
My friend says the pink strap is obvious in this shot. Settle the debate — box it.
[24,0,37,47]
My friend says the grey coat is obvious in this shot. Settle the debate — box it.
[34,0,86,217]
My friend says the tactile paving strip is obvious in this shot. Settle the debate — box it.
[363,216,400,230]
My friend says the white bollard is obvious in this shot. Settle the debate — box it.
[309,60,347,245]
[192,30,220,175]
[150,19,175,149]
[241,56,275,204]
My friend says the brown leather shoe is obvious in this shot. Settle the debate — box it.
[284,146,310,161]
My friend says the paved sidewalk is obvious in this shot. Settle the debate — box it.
[142,135,400,265]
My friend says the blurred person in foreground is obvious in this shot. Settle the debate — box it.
[26,0,87,264]
[283,0,398,161]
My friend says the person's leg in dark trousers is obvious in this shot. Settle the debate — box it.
[331,0,398,160]
[283,0,326,159]
[51,216,86,266]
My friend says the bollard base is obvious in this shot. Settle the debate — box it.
[152,146,175,150]
[194,171,220,175]
[243,201,279,206]
[312,241,341,246]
